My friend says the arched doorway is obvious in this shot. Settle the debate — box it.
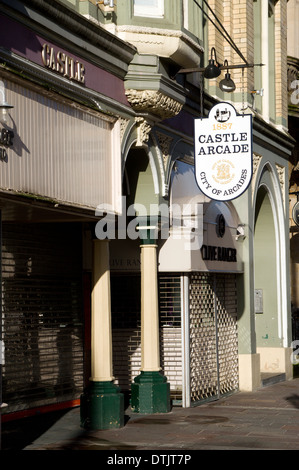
[254,186,279,346]
[254,177,292,382]
[111,143,171,413]
[123,146,159,215]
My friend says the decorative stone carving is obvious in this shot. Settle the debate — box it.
[276,163,285,207]
[119,118,130,142]
[156,131,173,170]
[253,153,262,177]
[125,89,183,120]
[251,153,262,201]
[135,117,152,147]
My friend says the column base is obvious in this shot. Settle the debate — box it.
[257,347,294,380]
[80,381,124,430]
[238,353,261,391]
[131,371,171,414]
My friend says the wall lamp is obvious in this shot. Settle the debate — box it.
[204,47,221,79]
[96,0,114,9]
[175,48,264,92]
[250,89,264,96]
[219,60,236,93]
[0,80,13,123]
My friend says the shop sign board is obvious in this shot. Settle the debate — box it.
[194,102,252,201]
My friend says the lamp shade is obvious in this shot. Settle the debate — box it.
[204,59,221,79]
[219,72,236,92]
[204,47,221,79]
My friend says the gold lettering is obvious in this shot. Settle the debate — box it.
[41,44,85,84]
[69,57,75,80]
[41,43,50,66]
[77,62,85,84]
[56,51,65,74]
[49,47,56,70]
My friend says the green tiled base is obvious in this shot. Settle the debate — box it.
[131,371,171,414]
[80,381,124,430]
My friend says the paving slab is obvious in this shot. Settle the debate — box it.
[2,378,299,451]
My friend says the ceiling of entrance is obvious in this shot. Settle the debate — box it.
[0,193,97,223]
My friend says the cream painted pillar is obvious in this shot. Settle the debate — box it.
[140,244,160,372]
[239,353,261,391]
[80,239,124,430]
[131,221,170,414]
[90,239,113,382]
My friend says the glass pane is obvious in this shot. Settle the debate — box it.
[133,0,164,18]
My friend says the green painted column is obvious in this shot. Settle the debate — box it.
[131,219,170,414]
[80,239,124,429]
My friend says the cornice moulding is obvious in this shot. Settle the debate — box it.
[1,0,136,77]
[116,25,203,68]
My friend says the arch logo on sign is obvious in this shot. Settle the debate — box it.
[194,103,252,201]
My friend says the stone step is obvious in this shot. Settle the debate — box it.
[261,372,286,387]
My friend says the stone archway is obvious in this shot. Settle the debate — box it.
[124,146,159,214]
[254,186,279,347]
[254,182,292,381]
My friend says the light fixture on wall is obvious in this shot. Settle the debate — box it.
[235,224,246,241]
[175,50,263,94]
[96,0,115,9]
[0,80,13,124]
[250,89,264,97]
[204,47,221,79]
[219,60,236,93]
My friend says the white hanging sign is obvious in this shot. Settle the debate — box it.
[194,102,252,201]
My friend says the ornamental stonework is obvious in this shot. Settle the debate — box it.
[125,89,183,119]
[119,118,130,142]
[156,131,173,170]
[251,153,262,201]
[135,117,152,147]
[276,163,285,208]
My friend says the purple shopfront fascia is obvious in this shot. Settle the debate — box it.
[0,12,130,106]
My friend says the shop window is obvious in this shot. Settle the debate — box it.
[133,0,164,18]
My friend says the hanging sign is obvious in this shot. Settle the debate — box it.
[194,102,252,201]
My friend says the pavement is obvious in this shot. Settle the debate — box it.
[2,378,299,452]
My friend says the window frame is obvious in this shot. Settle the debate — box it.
[133,0,164,18]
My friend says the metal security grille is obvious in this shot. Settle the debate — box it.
[2,223,84,413]
[159,275,182,402]
[216,275,239,395]
[111,274,182,401]
[189,273,238,404]
[189,273,218,402]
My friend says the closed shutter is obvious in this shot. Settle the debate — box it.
[189,273,218,402]
[159,275,182,402]
[189,273,238,405]
[2,223,83,414]
[215,274,239,396]
[111,273,183,402]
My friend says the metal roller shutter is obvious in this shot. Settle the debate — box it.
[189,272,239,405]
[111,273,182,402]
[159,275,182,402]
[2,223,84,414]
